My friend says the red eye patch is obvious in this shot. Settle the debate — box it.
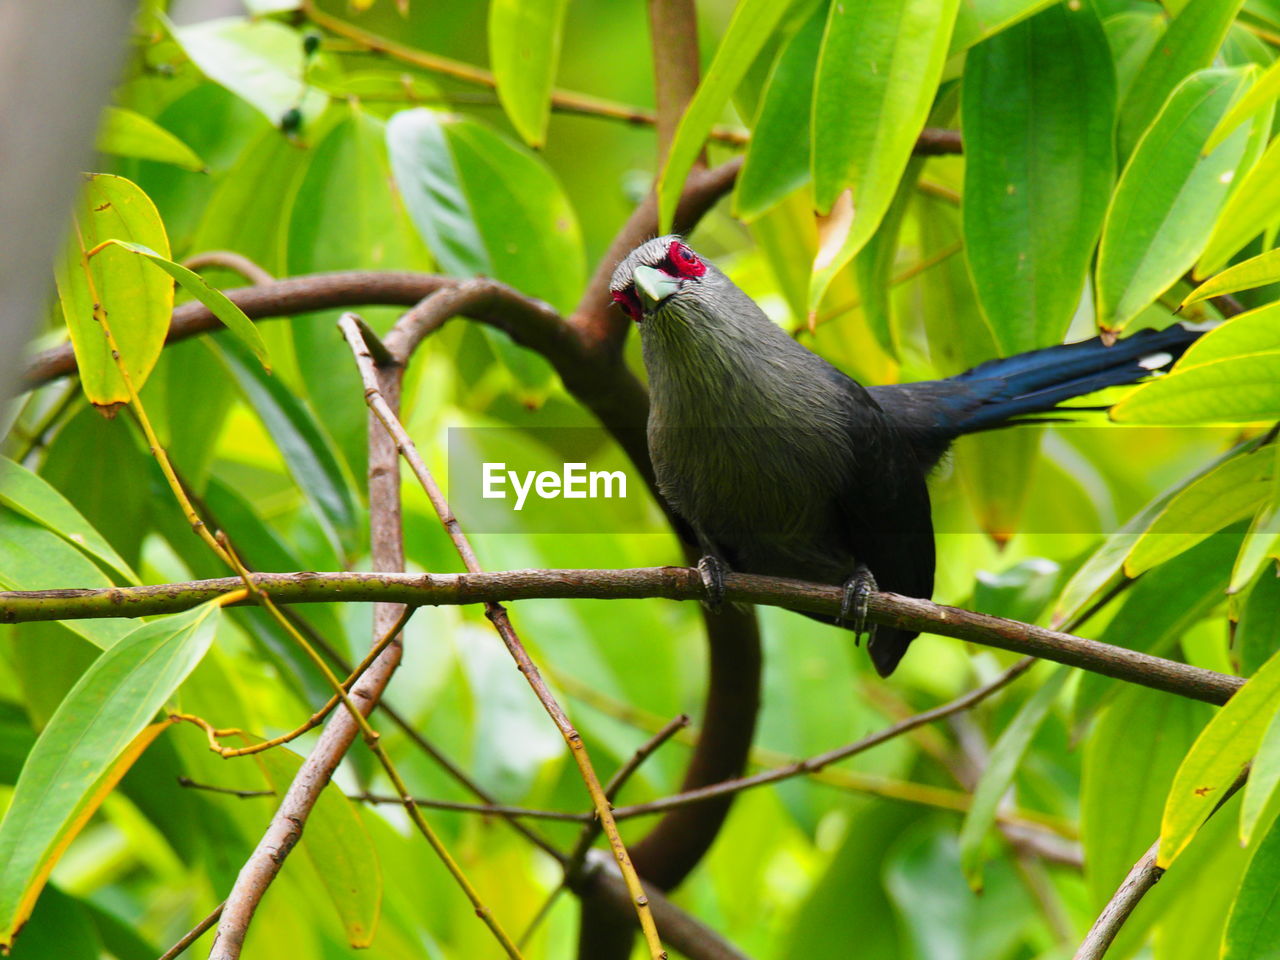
[667,240,706,278]
[611,287,642,322]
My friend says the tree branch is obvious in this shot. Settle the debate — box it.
[0,568,1244,706]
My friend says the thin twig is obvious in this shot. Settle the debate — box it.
[158,901,225,960]
[342,312,667,958]
[181,251,275,286]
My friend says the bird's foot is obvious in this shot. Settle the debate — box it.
[840,565,878,646]
[697,554,727,611]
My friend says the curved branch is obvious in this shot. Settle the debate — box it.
[0,568,1244,705]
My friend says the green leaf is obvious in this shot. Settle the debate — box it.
[0,509,131,651]
[91,239,270,371]
[0,457,138,585]
[657,0,796,233]
[0,602,220,948]
[1198,135,1280,275]
[95,106,205,172]
[488,0,569,147]
[1125,446,1273,575]
[1240,698,1280,844]
[732,3,825,222]
[1224,809,1280,959]
[1182,249,1280,308]
[1177,304,1280,370]
[958,665,1069,888]
[1095,68,1251,335]
[948,0,1057,54]
[1081,685,1212,907]
[1111,351,1280,425]
[1104,11,1167,105]
[253,746,382,946]
[1160,644,1280,866]
[386,110,583,313]
[808,0,961,310]
[171,16,328,131]
[215,337,362,564]
[1206,54,1280,153]
[54,174,173,407]
[962,2,1115,355]
[1231,445,1280,592]
[1238,567,1280,677]
[387,109,583,393]
[1116,0,1246,158]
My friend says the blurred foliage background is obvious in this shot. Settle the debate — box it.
[3,0,1280,958]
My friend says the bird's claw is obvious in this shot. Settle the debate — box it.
[840,565,878,646]
[697,554,727,610]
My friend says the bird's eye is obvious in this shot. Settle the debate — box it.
[611,287,642,322]
[667,240,707,279]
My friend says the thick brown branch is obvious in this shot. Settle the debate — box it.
[0,568,1244,705]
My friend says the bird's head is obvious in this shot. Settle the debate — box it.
[609,236,758,336]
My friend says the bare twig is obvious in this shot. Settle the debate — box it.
[1,568,1244,706]
[158,901,225,960]
[181,251,275,286]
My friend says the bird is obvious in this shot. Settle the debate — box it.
[609,235,1202,677]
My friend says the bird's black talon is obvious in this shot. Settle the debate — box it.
[697,554,727,610]
[840,565,878,645]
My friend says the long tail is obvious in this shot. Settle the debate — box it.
[944,322,1203,432]
[868,323,1204,466]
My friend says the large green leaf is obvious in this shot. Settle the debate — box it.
[1095,68,1251,335]
[95,106,205,172]
[958,665,1069,888]
[808,0,961,310]
[170,16,328,131]
[733,3,826,222]
[1111,351,1280,425]
[1081,685,1212,907]
[215,336,362,564]
[962,2,1115,355]
[1177,303,1280,370]
[53,174,173,407]
[1125,446,1273,575]
[488,0,569,147]
[656,0,795,232]
[1198,135,1280,276]
[1160,643,1280,865]
[386,110,584,315]
[1116,0,1246,157]
[1224,810,1280,960]
[0,457,137,585]
[0,602,220,949]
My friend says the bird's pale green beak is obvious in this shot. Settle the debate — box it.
[633,265,680,312]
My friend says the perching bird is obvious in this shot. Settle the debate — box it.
[610,235,1201,676]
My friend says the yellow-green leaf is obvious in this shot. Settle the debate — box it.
[1111,351,1280,425]
[1125,446,1273,575]
[92,239,270,371]
[1160,645,1280,866]
[53,174,173,407]
[1206,54,1280,153]
[1182,249,1280,309]
[1174,303,1280,371]
[488,0,569,147]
